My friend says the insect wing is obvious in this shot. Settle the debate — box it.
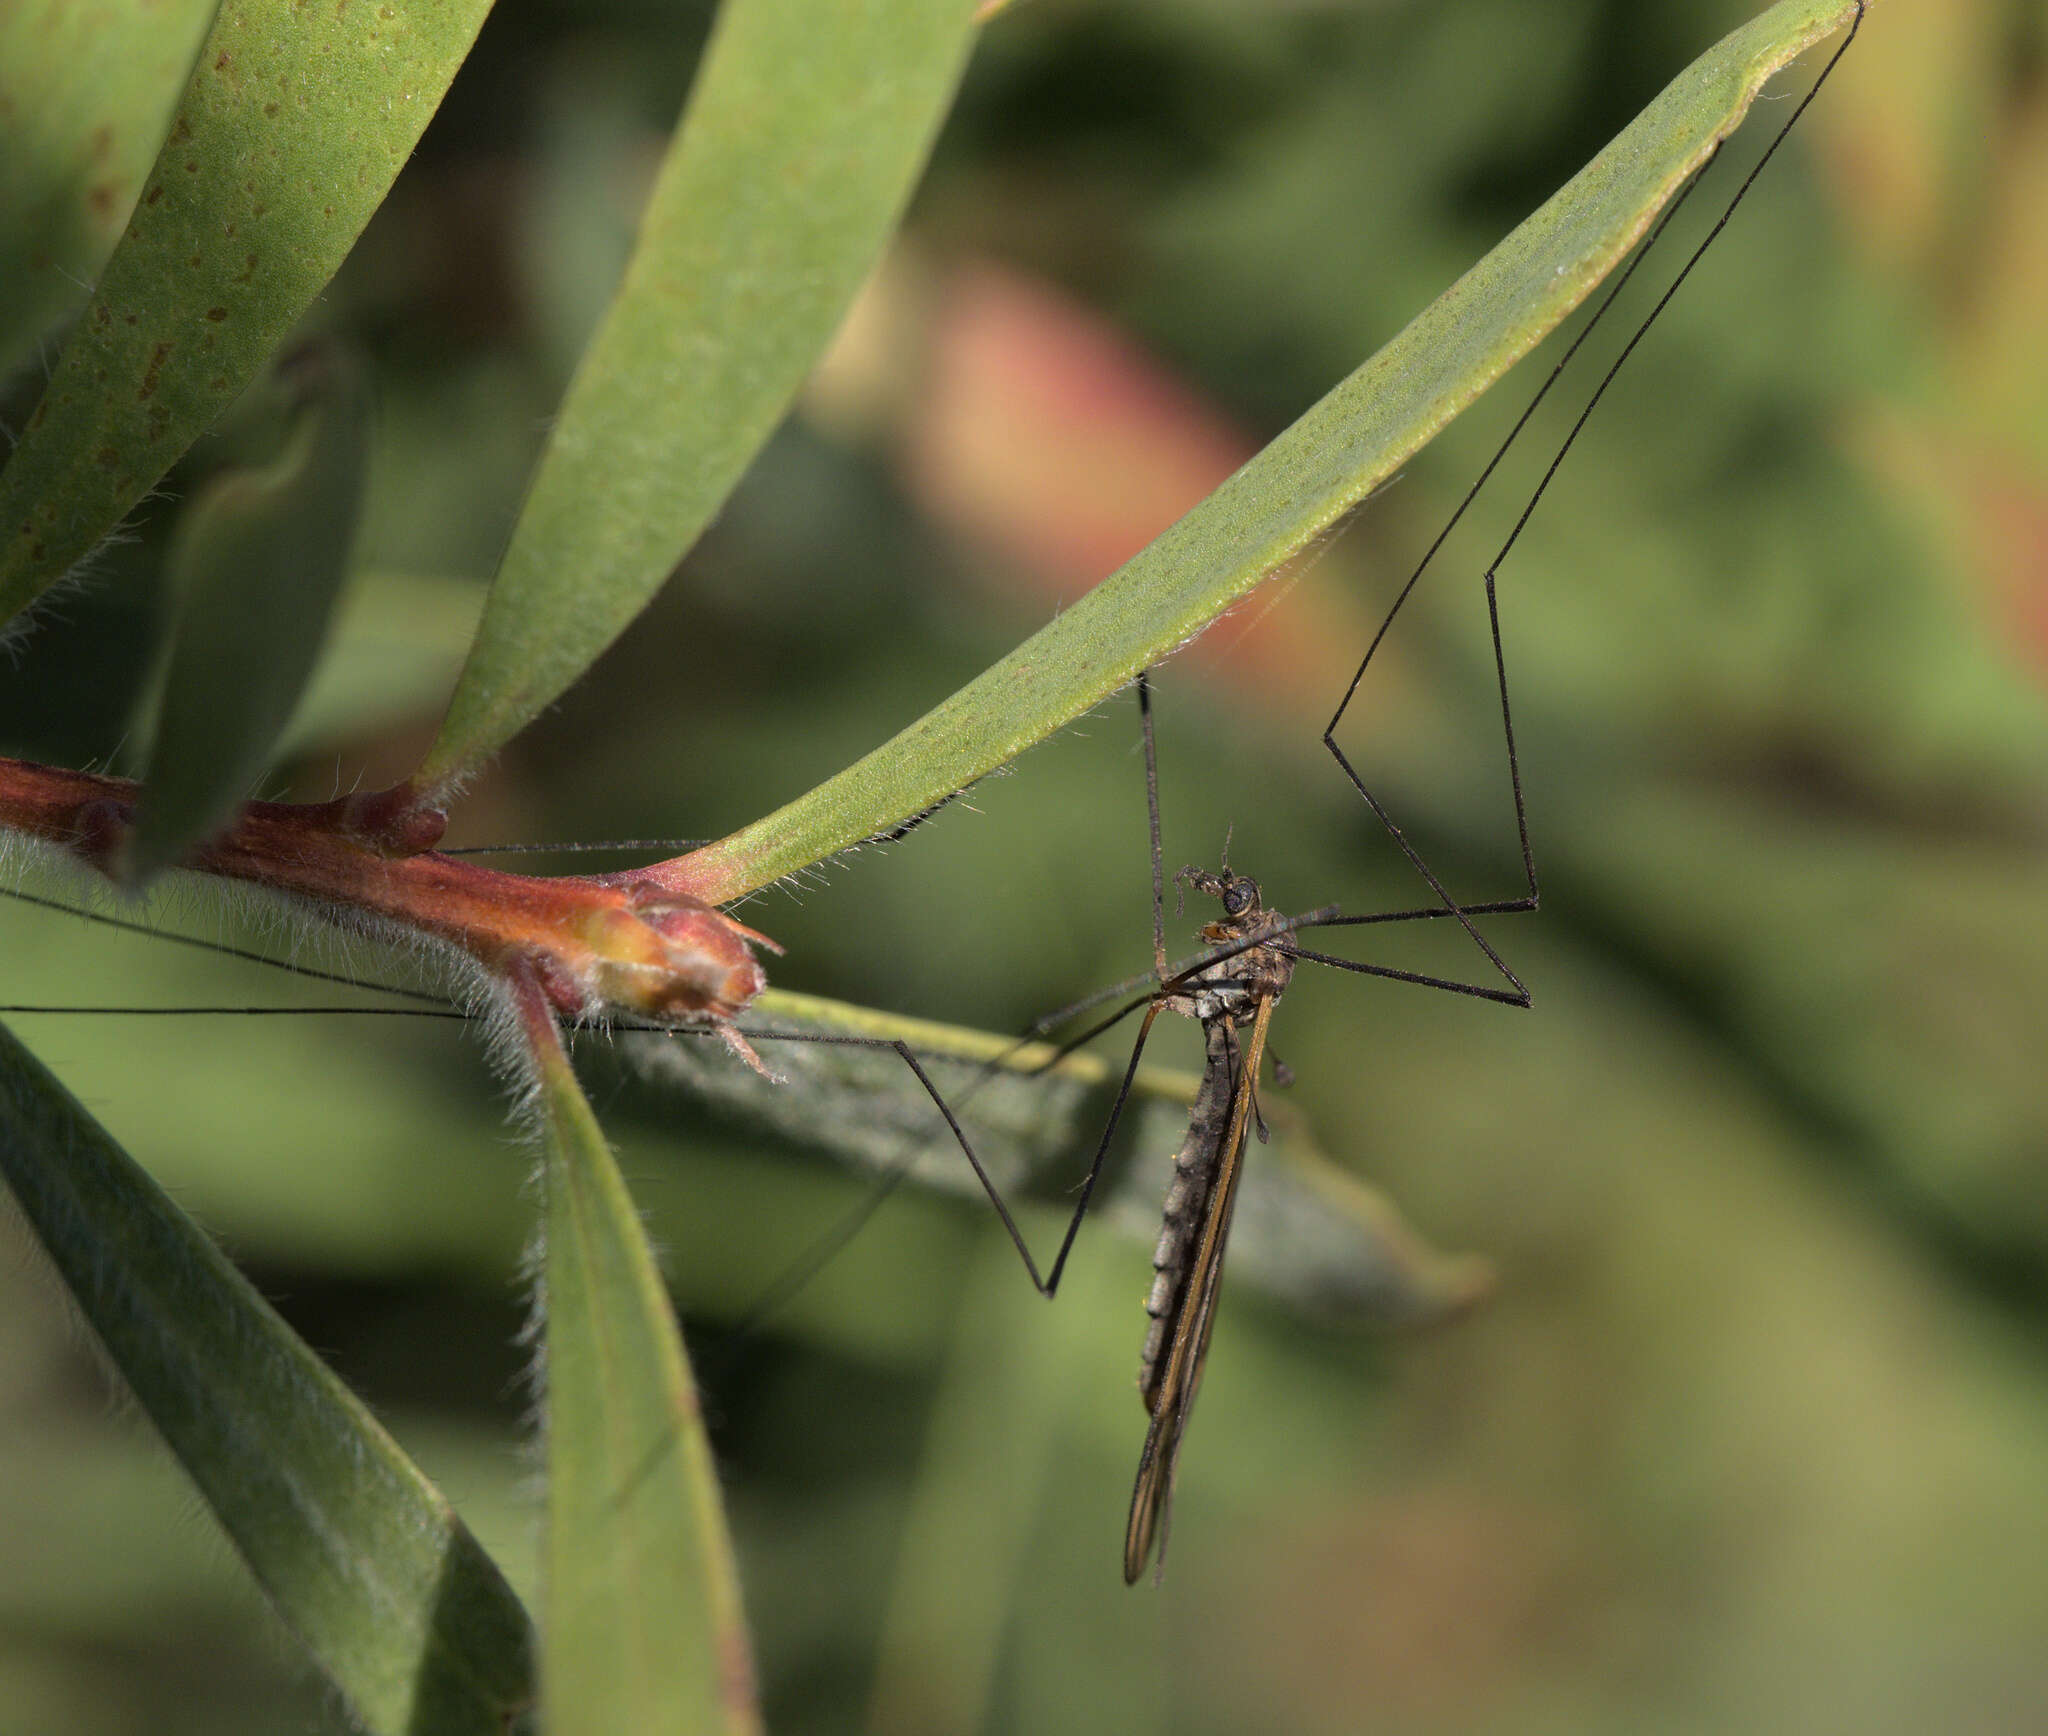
[1123,995,1273,1583]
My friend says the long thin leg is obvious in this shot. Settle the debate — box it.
[1010,904,1336,1068]
[1281,938,1525,1007]
[1,1003,470,1017]
[1139,672,1168,981]
[1309,5,1864,1005]
[700,897,1314,1318]
[895,1011,1166,1297]
[1312,167,1720,1004]
[864,926,1302,1294]
[695,1000,1181,1304]
[707,1013,1156,1326]
[4,865,1227,1323]
[1,885,450,1003]
[726,937,1295,1328]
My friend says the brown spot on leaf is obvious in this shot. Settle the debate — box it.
[144,184,163,206]
[87,180,117,217]
[89,125,113,161]
[205,307,227,321]
[137,341,173,401]
[215,51,230,70]
[184,158,199,173]
[264,102,278,116]
[171,116,191,143]
[96,447,119,469]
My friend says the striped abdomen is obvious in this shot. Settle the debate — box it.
[1138,1019,1236,1411]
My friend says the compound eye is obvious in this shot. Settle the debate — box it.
[1224,878,1258,916]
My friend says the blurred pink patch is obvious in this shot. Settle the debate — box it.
[905,260,1256,593]
[1973,471,2048,675]
[1857,410,2048,687]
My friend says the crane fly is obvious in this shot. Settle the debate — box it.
[0,2,1866,1587]
[1049,5,1870,1581]
[1126,860,1296,1582]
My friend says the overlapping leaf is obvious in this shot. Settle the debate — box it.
[666,0,1872,903]
[127,343,371,881]
[0,0,215,369]
[0,0,495,630]
[524,992,761,1736]
[415,0,981,796]
[0,1019,536,1735]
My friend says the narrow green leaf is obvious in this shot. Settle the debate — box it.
[0,0,496,630]
[415,0,980,796]
[672,0,1871,903]
[126,342,371,882]
[634,987,1494,1327]
[0,0,216,371]
[0,1017,537,1736]
[524,988,761,1736]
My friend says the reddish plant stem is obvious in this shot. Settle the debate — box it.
[0,755,774,1025]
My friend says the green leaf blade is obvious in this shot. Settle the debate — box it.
[415,0,980,796]
[0,1017,537,1736]
[127,343,372,882]
[0,0,495,631]
[669,0,1871,903]
[526,994,762,1736]
[0,0,217,371]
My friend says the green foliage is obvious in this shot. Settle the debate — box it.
[0,0,494,627]
[0,1020,535,1734]
[0,0,215,365]
[128,343,372,881]
[418,0,980,796]
[11,1,2048,1734]
[677,0,1870,901]
[527,999,760,1736]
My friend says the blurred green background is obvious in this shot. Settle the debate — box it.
[5,0,2048,1731]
